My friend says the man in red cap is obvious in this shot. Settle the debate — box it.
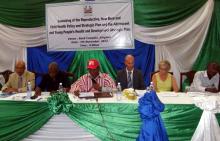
[70,59,116,94]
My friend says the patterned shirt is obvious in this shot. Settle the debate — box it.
[70,73,116,93]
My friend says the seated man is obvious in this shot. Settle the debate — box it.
[1,61,35,93]
[116,55,145,90]
[190,62,219,93]
[35,62,70,96]
[70,59,116,94]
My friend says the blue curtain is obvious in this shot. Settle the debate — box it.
[27,45,75,85]
[104,40,155,86]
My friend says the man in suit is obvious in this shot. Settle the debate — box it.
[1,60,35,93]
[116,55,146,90]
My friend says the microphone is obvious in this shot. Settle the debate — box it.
[91,78,97,84]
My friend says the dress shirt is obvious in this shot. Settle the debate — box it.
[190,71,219,92]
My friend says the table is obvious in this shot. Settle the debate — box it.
[0,91,220,141]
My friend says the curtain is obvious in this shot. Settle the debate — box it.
[0,101,53,141]
[0,0,77,27]
[193,0,220,70]
[104,40,155,85]
[0,99,220,141]
[67,103,205,141]
[134,0,207,27]
[0,25,46,71]
[0,0,206,28]
[68,50,116,80]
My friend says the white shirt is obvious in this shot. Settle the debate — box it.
[190,71,219,92]
[126,68,134,82]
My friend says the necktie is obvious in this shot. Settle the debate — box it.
[18,76,22,89]
[127,71,133,88]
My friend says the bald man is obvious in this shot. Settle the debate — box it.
[1,60,35,93]
[116,55,146,90]
[190,62,219,93]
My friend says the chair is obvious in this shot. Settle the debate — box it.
[218,66,220,91]
[180,71,196,92]
[0,70,13,83]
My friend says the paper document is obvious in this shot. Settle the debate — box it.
[159,92,178,97]
[79,92,94,98]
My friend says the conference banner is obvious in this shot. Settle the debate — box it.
[46,0,134,51]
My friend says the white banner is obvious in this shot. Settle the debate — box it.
[46,0,134,51]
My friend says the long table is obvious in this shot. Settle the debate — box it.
[0,91,220,141]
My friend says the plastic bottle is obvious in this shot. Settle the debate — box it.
[116,82,122,101]
[58,82,63,93]
[26,81,32,99]
[146,86,150,93]
[149,82,154,91]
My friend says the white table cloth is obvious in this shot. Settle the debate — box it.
[191,95,220,141]
[1,90,220,141]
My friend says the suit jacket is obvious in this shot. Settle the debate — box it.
[1,71,35,92]
[116,68,146,90]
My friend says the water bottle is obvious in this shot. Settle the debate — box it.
[26,81,32,99]
[58,82,64,93]
[149,82,154,91]
[116,82,122,101]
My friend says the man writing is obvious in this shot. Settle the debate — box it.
[70,59,116,95]
[34,62,70,96]
[1,60,35,93]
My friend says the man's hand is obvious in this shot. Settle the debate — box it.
[205,88,219,93]
[31,87,42,99]
[74,90,80,96]
[3,88,18,94]
[93,83,101,91]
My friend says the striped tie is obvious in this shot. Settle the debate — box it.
[127,71,133,88]
[18,76,22,89]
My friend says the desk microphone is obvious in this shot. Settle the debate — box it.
[91,78,97,84]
